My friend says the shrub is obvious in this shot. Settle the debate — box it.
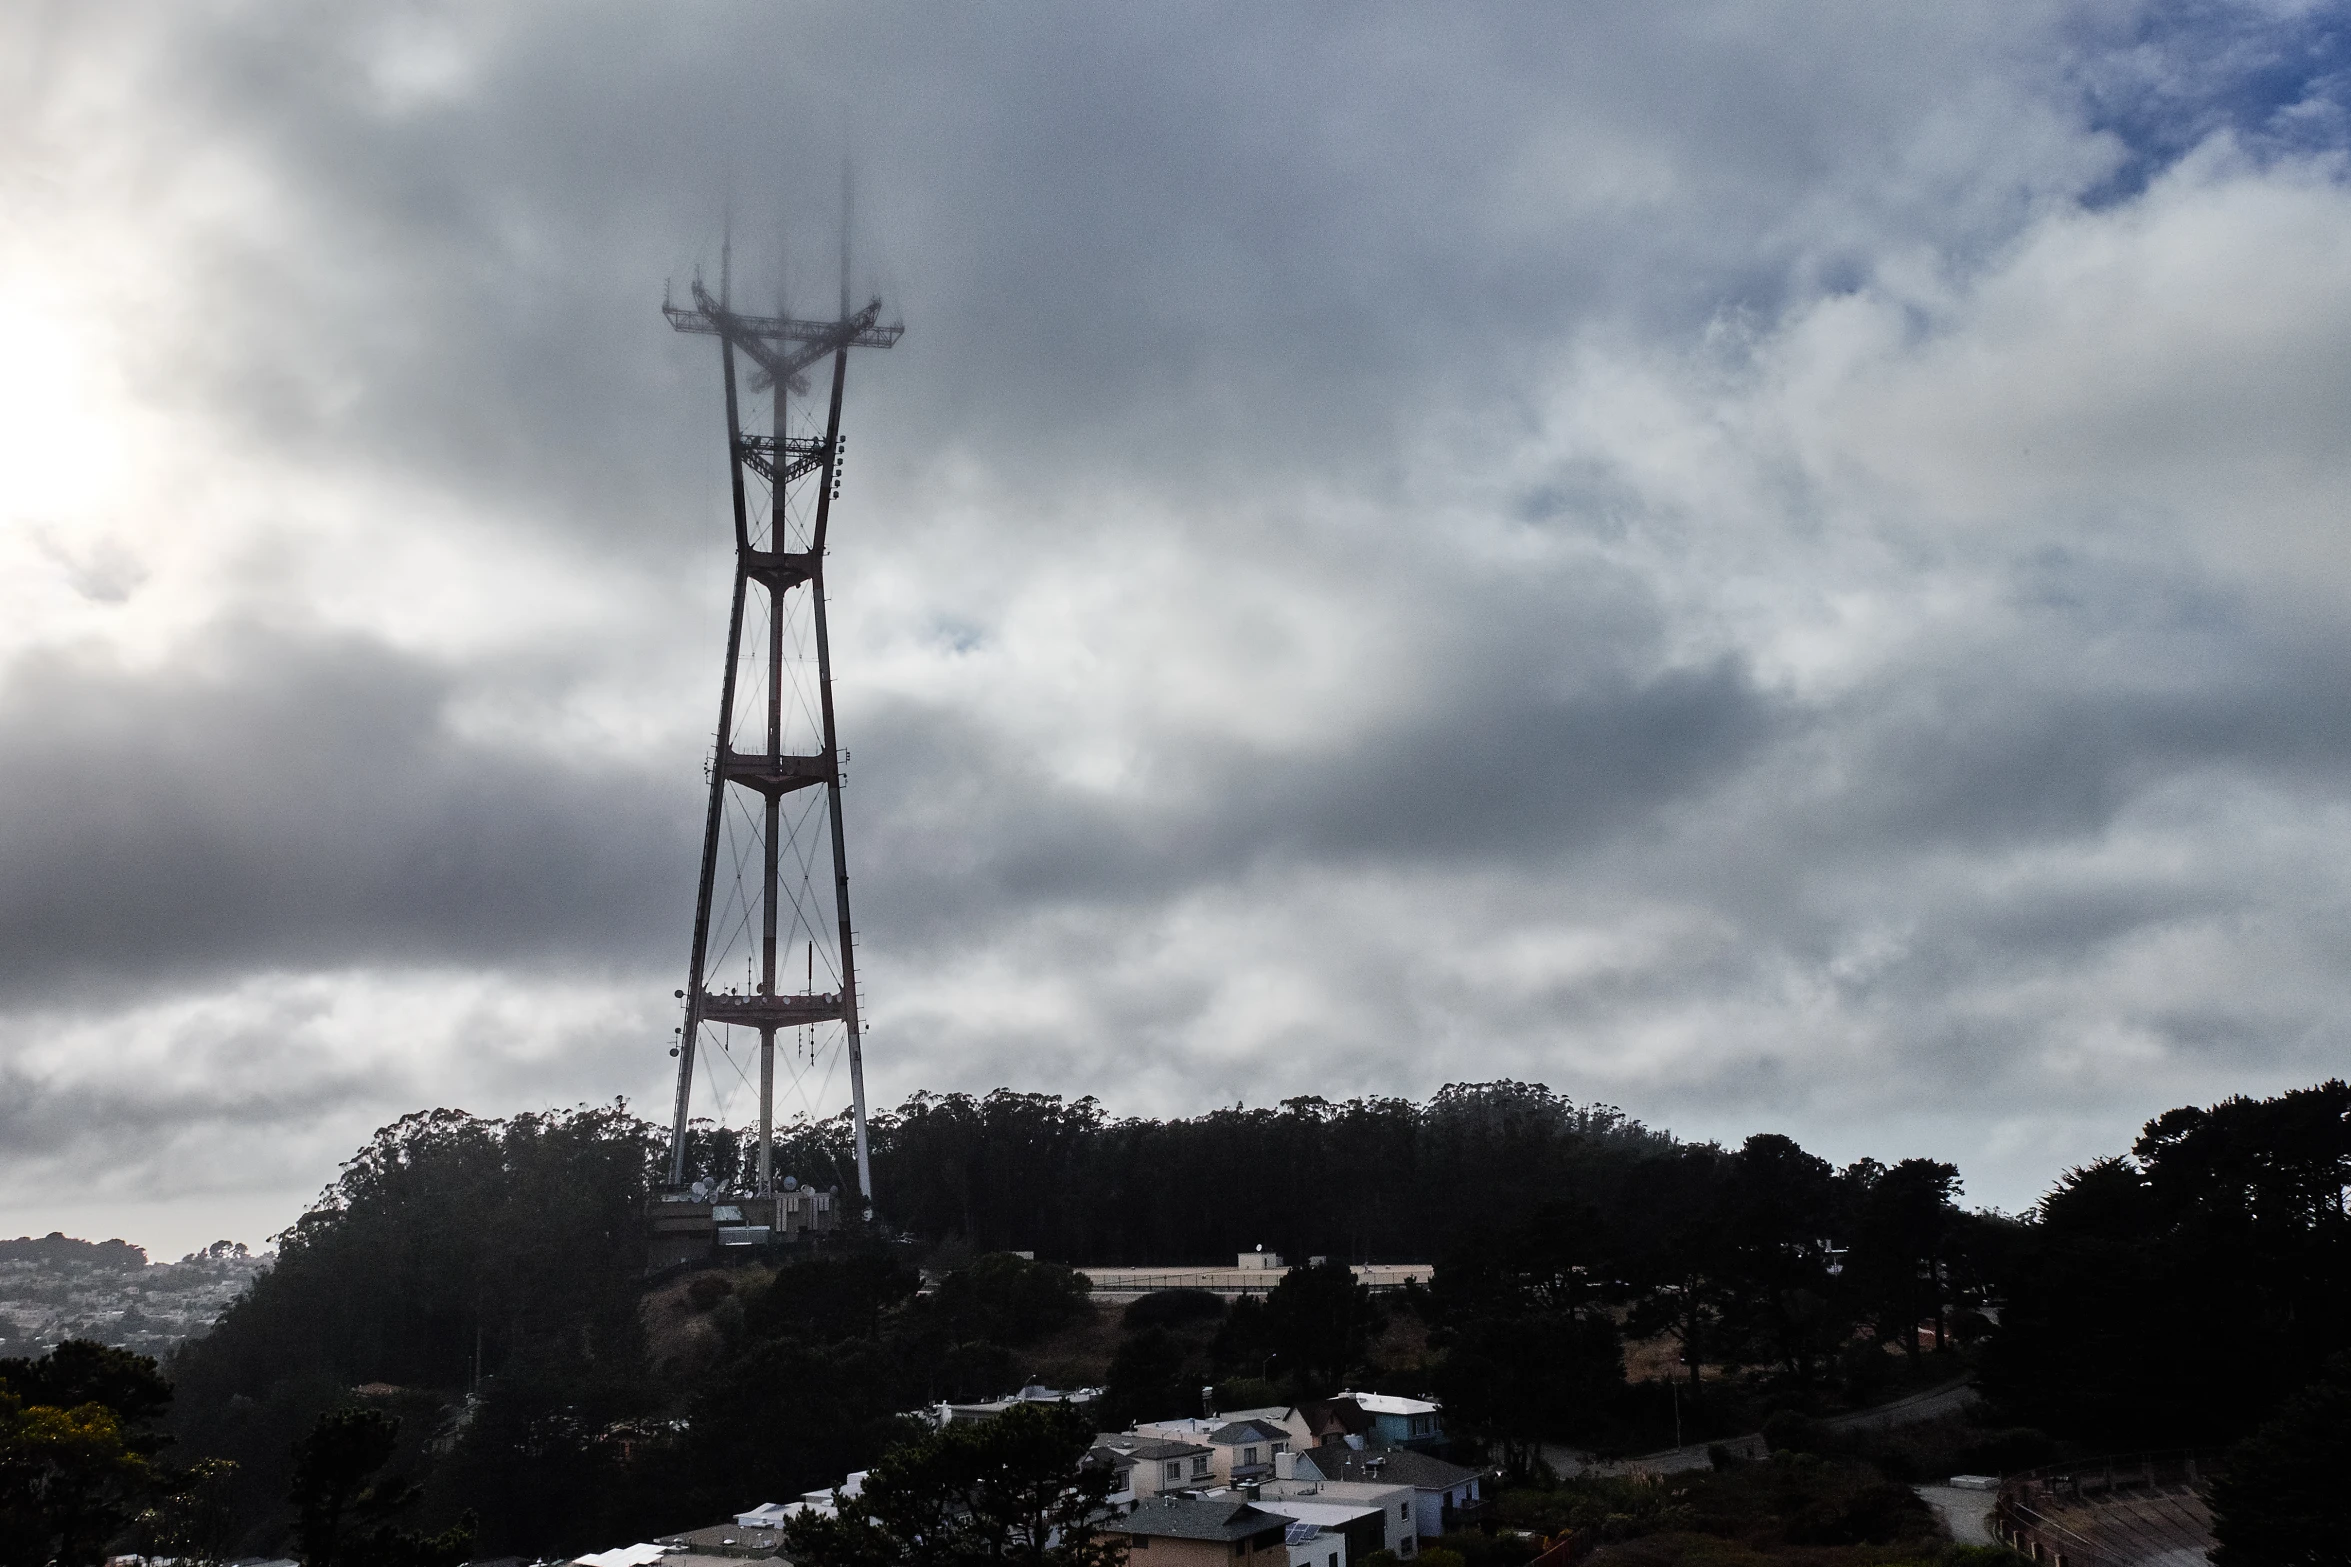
[1124,1290,1226,1330]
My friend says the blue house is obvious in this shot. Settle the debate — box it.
[1334,1392,1444,1450]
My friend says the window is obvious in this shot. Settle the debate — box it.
[1242,1447,1259,1466]
[1164,1462,1181,1482]
[1193,1456,1211,1478]
[1399,1506,1409,1520]
[1274,1441,1288,1454]
[1132,1538,1148,1551]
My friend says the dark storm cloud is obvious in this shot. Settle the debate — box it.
[1820,614,2351,854]
[0,621,695,1000]
[0,1052,385,1160]
[851,640,1777,938]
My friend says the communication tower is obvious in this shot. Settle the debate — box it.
[660,217,902,1217]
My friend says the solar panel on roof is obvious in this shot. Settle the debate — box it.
[1285,1522,1321,1545]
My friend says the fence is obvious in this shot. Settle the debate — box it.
[1993,1450,2224,1567]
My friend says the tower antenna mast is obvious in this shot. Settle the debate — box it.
[662,188,900,1218]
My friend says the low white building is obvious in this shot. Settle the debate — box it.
[1251,1478,1418,1562]
[572,1546,669,1567]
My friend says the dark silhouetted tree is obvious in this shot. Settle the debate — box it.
[1983,1081,2351,1444]
[289,1406,472,1567]
[783,1402,1124,1567]
[1848,1158,1962,1368]
[2208,1354,2351,1567]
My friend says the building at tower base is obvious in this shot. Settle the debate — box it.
[646,1183,843,1271]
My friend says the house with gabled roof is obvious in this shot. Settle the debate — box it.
[1108,1494,1293,1567]
[1132,1415,1296,1485]
[1221,1398,1378,1455]
[1089,1433,1217,1499]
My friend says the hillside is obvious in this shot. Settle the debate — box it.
[0,1233,268,1360]
[93,1076,2347,1560]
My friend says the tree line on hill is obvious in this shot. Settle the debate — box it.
[1,1077,2341,1562]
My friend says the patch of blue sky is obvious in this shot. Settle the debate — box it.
[2066,1,2351,204]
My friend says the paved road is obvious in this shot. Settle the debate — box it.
[1824,1375,1979,1431]
[1543,1375,1979,1479]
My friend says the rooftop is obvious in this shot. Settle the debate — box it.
[1112,1495,1293,1544]
[1294,1447,1483,1490]
[1093,1435,1215,1462]
[1208,1419,1292,1446]
[1292,1398,1375,1438]
[1334,1392,1440,1418]
[655,1521,789,1558]
[1217,1405,1295,1425]
[1257,1478,1414,1506]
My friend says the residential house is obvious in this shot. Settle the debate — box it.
[1286,1447,1488,1537]
[1229,1399,1375,1454]
[1331,1392,1444,1451]
[1090,1434,1218,1499]
[1108,1494,1293,1567]
[1133,1416,1295,1485]
[1250,1479,1417,1562]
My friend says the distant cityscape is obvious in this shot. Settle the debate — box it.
[0,1232,268,1360]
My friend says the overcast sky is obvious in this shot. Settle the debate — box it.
[5,2,2350,1258]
